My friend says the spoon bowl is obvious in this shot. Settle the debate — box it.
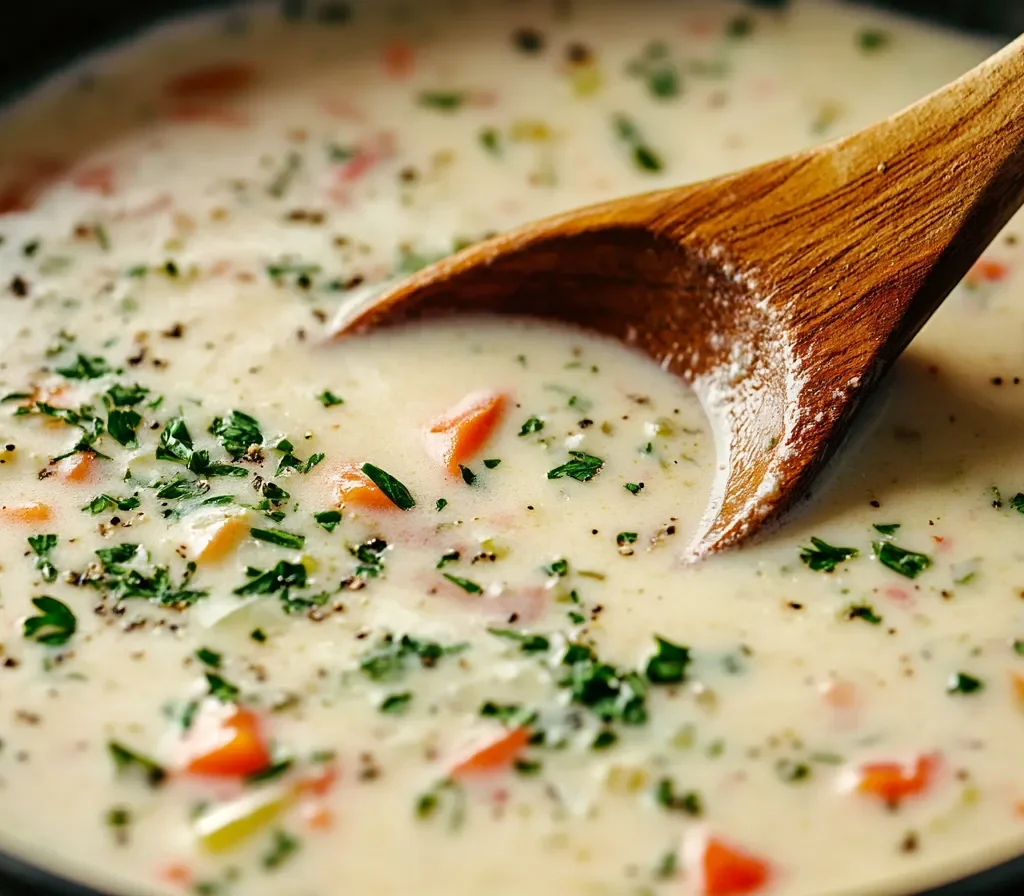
[333,34,1024,558]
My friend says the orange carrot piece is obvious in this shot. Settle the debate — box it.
[0,502,52,523]
[164,63,256,99]
[451,727,529,777]
[383,41,415,78]
[157,863,193,887]
[701,837,771,896]
[181,704,271,778]
[331,463,397,511]
[294,763,340,798]
[855,753,940,807]
[424,391,506,476]
[194,516,249,564]
[303,806,335,831]
[1011,672,1024,709]
[56,452,95,483]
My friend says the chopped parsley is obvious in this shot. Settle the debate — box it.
[479,127,502,155]
[857,28,890,52]
[616,532,638,546]
[206,672,241,703]
[436,550,461,569]
[209,410,264,459]
[612,113,664,173]
[22,596,76,646]
[487,628,550,654]
[1011,493,1024,515]
[846,604,882,625]
[108,741,166,788]
[435,498,448,512]
[89,544,207,607]
[872,523,901,536]
[251,527,306,550]
[415,778,466,830]
[654,778,703,816]
[359,633,467,682]
[417,90,467,111]
[105,383,150,407]
[106,408,142,447]
[195,647,222,668]
[776,758,812,782]
[157,416,246,478]
[82,493,141,515]
[559,642,647,725]
[27,533,58,582]
[351,538,388,579]
[547,451,604,482]
[380,692,413,714]
[314,509,342,532]
[360,462,415,509]
[317,390,344,408]
[873,541,931,579]
[518,416,544,436]
[235,560,307,597]
[799,537,858,572]
[55,353,112,380]
[459,464,477,486]
[261,829,300,871]
[624,482,644,495]
[274,438,324,476]
[645,636,691,684]
[483,458,501,469]
[543,558,569,577]
[443,573,482,594]
[947,672,984,695]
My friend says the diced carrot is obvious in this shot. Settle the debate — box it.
[194,516,249,564]
[1011,672,1024,709]
[181,703,271,778]
[294,762,340,798]
[451,727,529,777]
[854,753,940,808]
[700,837,771,896]
[383,41,415,78]
[164,64,257,99]
[0,502,52,523]
[56,452,95,483]
[966,258,1010,286]
[1014,799,1024,819]
[157,863,193,887]
[303,806,335,831]
[331,463,396,511]
[424,391,506,476]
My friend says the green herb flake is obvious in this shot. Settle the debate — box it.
[800,537,859,573]
[209,410,263,459]
[487,627,550,654]
[82,493,141,515]
[616,532,638,546]
[23,596,76,646]
[612,114,664,174]
[518,416,544,436]
[654,778,702,816]
[624,482,643,495]
[206,672,241,703]
[107,408,142,447]
[27,533,58,582]
[317,390,344,408]
[380,692,413,714]
[234,560,307,596]
[547,451,604,483]
[314,509,342,532]
[443,573,483,594]
[592,729,618,750]
[359,633,467,682]
[261,829,300,870]
[872,523,901,536]
[947,672,984,695]
[459,464,477,486]
[105,383,150,407]
[108,741,167,787]
[857,28,890,52]
[195,647,222,668]
[55,353,112,380]
[479,127,502,155]
[776,758,812,783]
[845,604,882,625]
[483,458,501,469]
[436,549,461,569]
[360,462,416,510]
[1011,493,1024,515]
[251,527,306,550]
[873,541,931,579]
[418,91,467,111]
[435,498,448,512]
[251,628,268,644]
[645,636,691,684]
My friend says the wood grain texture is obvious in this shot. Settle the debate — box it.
[333,34,1024,558]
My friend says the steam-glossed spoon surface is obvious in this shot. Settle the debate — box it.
[333,34,1024,559]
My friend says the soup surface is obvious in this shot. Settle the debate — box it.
[0,2,1022,895]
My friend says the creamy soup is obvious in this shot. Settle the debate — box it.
[0,2,1022,895]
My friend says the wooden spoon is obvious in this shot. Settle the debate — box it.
[333,35,1024,559]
